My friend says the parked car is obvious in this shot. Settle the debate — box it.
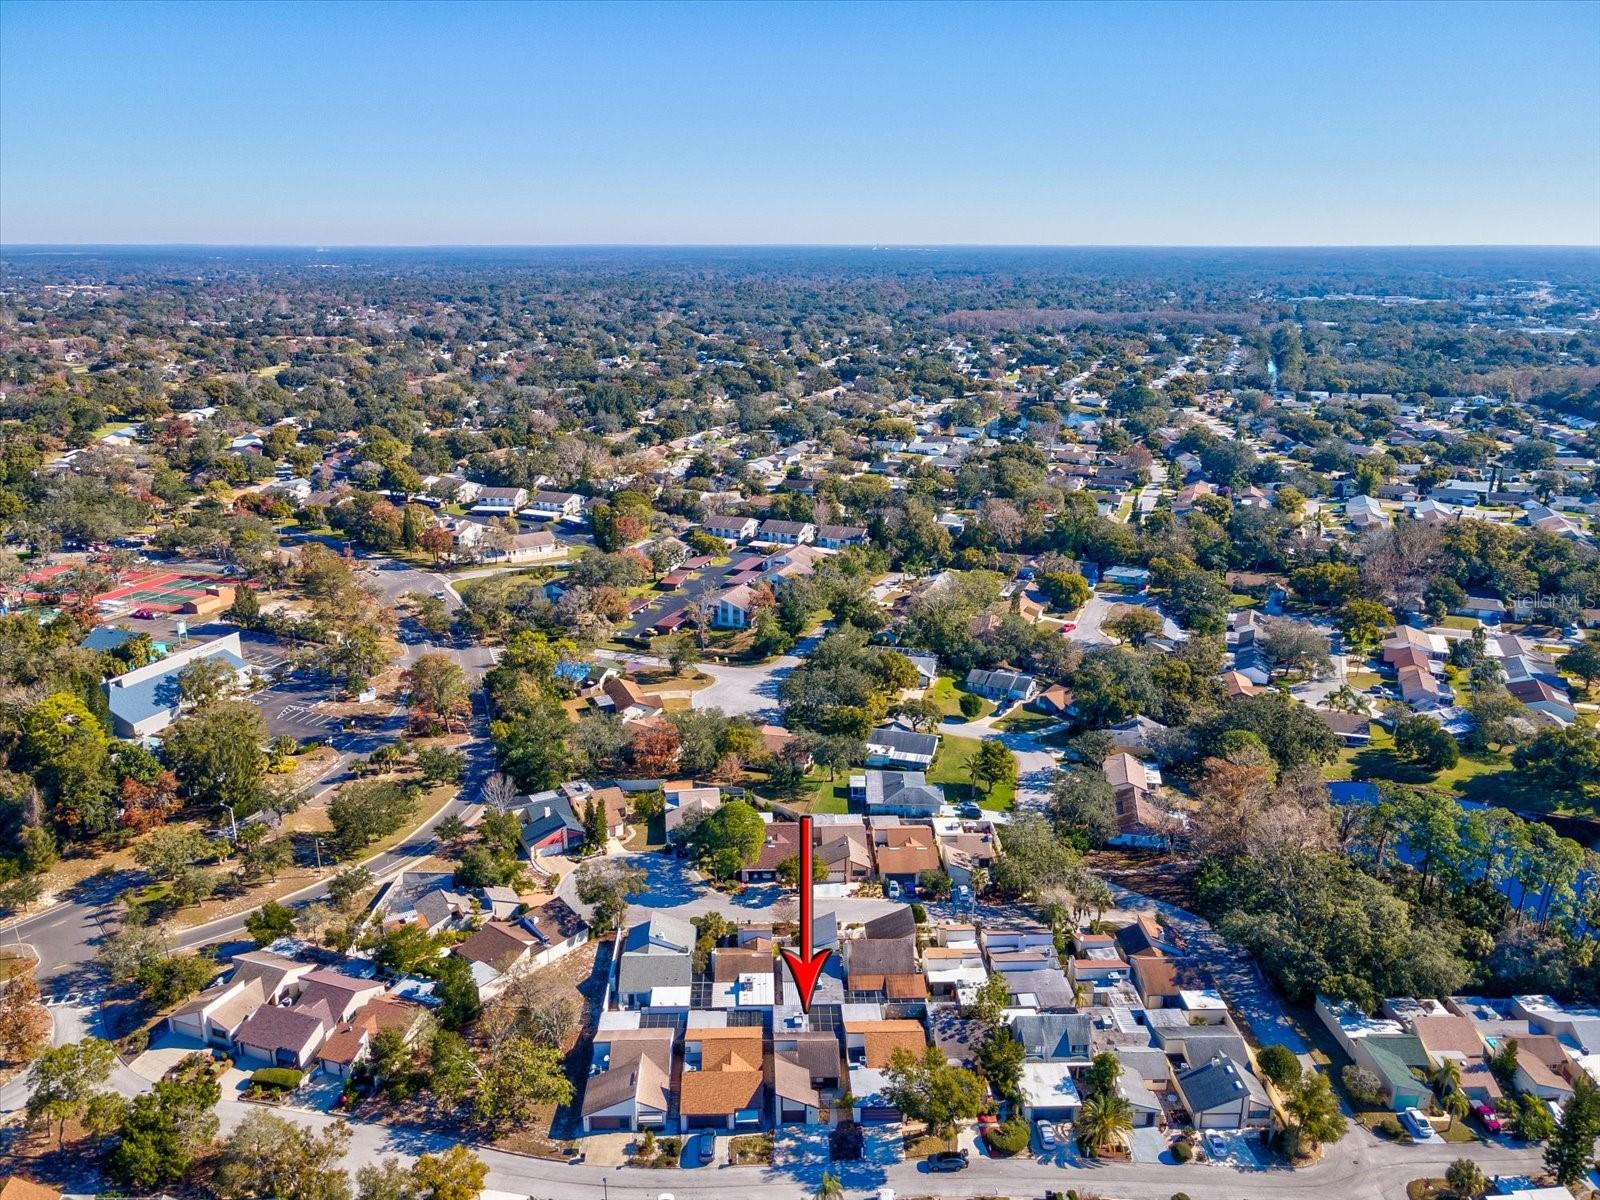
[1035,1119,1058,1151]
[689,1132,715,1166]
[926,1149,969,1172]
[131,608,155,619]
[957,802,982,819]
[1473,1102,1502,1134]
[1204,1130,1228,1159]
[1401,1108,1437,1140]
[886,880,903,899]
[1059,621,1077,634]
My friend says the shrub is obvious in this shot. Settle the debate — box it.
[1172,1193,1192,1200]
[910,902,927,924]
[958,691,984,719]
[829,1121,864,1161]
[1372,1115,1404,1140]
[249,1066,303,1091]
[985,1117,1031,1156]
[1172,1140,1194,1163]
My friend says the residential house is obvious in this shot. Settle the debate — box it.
[1317,998,1429,1111]
[1345,494,1392,528]
[871,824,942,894]
[1507,678,1577,724]
[1012,1013,1092,1064]
[864,725,939,770]
[740,821,801,884]
[663,782,723,836]
[937,826,998,890]
[316,996,427,1078]
[964,667,1038,703]
[756,519,815,546]
[815,819,874,884]
[815,524,868,549]
[615,914,695,1010]
[844,913,926,1002]
[581,1026,674,1132]
[1316,709,1373,746]
[516,791,586,857]
[494,530,563,564]
[1031,683,1074,719]
[470,486,528,515]
[168,950,314,1046]
[711,582,765,629]
[602,674,664,722]
[528,490,585,520]
[232,1001,335,1070]
[680,1026,766,1131]
[1019,1061,1082,1125]
[855,770,945,818]
[1102,752,1168,849]
[703,514,759,542]
[845,1018,929,1121]
[1173,1054,1272,1129]
[1509,1035,1578,1102]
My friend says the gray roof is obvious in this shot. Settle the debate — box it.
[1003,969,1075,1010]
[616,950,691,998]
[862,907,917,941]
[517,792,582,846]
[867,726,939,761]
[966,667,1036,694]
[622,913,695,955]
[106,645,248,731]
[1175,1053,1267,1113]
[1011,1013,1093,1061]
[82,625,140,652]
[863,770,944,812]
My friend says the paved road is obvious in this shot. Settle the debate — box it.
[689,633,823,720]
[9,1012,1541,1200]
[556,846,904,929]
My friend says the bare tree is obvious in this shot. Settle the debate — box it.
[481,772,518,814]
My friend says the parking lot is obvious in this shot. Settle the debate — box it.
[247,673,346,738]
[623,557,747,637]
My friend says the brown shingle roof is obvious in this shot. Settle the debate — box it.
[848,1019,929,1067]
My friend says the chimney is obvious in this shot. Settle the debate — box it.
[543,805,551,818]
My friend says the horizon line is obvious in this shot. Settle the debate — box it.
[4,241,1600,252]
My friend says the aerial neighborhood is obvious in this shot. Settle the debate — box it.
[2,245,1599,1200]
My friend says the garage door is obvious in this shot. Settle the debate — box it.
[685,1114,726,1130]
[587,1116,629,1132]
[860,1107,899,1123]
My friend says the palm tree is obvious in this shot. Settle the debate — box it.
[1432,1058,1462,1098]
[816,1173,844,1200]
[1443,1087,1470,1132]
[1076,1092,1134,1156]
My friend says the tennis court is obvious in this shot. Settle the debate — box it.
[24,564,232,613]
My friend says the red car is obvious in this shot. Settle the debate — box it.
[1473,1102,1502,1133]
[1058,622,1077,634]
[131,608,155,619]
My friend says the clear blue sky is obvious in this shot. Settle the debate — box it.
[3,0,1597,245]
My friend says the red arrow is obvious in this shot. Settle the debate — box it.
[780,814,832,1013]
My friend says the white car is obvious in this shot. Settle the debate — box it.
[1036,1119,1058,1151]
[1401,1108,1437,1140]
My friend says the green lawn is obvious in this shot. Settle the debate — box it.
[930,735,1015,811]
[1327,726,1513,794]
[994,709,1057,734]
[926,676,995,721]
